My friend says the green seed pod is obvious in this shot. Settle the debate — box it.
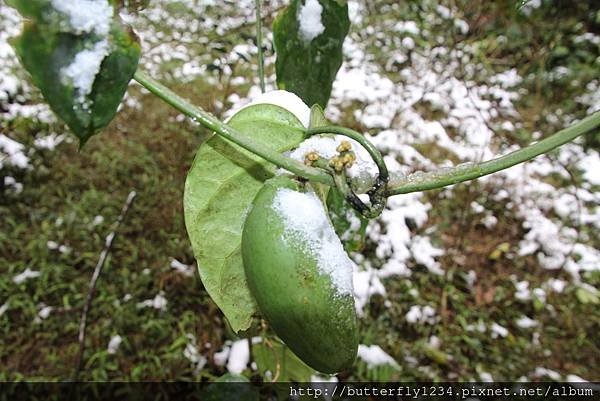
[242,176,358,373]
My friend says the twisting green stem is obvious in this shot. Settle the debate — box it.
[304,126,389,217]
[386,111,600,196]
[133,70,333,185]
[133,70,600,206]
[305,126,389,183]
[332,171,385,219]
[255,0,266,93]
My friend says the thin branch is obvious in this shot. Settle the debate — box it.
[73,191,137,381]
[133,70,333,186]
[133,69,600,200]
[255,0,266,93]
[386,111,600,196]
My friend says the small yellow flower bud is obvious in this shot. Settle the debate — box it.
[342,153,356,165]
[304,151,320,165]
[337,140,352,153]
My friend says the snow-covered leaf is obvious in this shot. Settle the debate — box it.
[273,0,350,108]
[9,0,140,145]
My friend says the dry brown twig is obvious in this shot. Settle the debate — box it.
[73,191,137,381]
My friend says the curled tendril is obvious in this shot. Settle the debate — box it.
[304,126,389,219]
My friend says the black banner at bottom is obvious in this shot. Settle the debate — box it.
[0,381,598,401]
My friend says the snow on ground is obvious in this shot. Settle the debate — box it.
[405,305,438,325]
[320,0,599,321]
[13,268,41,284]
[357,344,399,368]
[212,337,262,374]
[170,258,195,277]
[107,334,123,354]
[1,6,55,182]
[183,333,207,373]
[136,291,168,311]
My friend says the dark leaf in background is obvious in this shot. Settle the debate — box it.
[9,0,141,145]
[273,0,350,109]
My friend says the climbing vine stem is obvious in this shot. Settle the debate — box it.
[255,0,266,93]
[386,111,600,196]
[133,70,333,185]
[134,69,600,207]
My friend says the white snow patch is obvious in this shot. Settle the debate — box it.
[226,339,249,374]
[272,188,354,295]
[13,268,41,284]
[286,135,378,193]
[410,235,444,275]
[107,335,123,354]
[394,21,420,35]
[137,291,168,311]
[92,215,104,226]
[577,80,600,113]
[491,323,509,338]
[371,193,433,279]
[170,258,195,277]
[213,346,230,367]
[465,270,477,287]
[61,39,110,108]
[516,316,538,329]
[34,134,64,150]
[533,367,561,381]
[341,210,362,241]
[454,19,469,35]
[50,0,114,36]
[545,279,567,293]
[482,214,498,228]
[405,305,437,325]
[578,152,600,185]
[0,135,29,169]
[0,302,9,317]
[183,333,207,372]
[4,176,22,193]
[357,344,399,368]
[353,269,386,315]
[519,0,542,16]
[466,322,486,333]
[566,374,588,382]
[227,90,310,128]
[37,305,54,320]
[479,371,494,382]
[429,335,441,349]
[297,0,325,43]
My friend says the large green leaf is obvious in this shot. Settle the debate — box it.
[253,339,315,382]
[183,104,305,332]
[9,0,140,145]
[273,0,350,108]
